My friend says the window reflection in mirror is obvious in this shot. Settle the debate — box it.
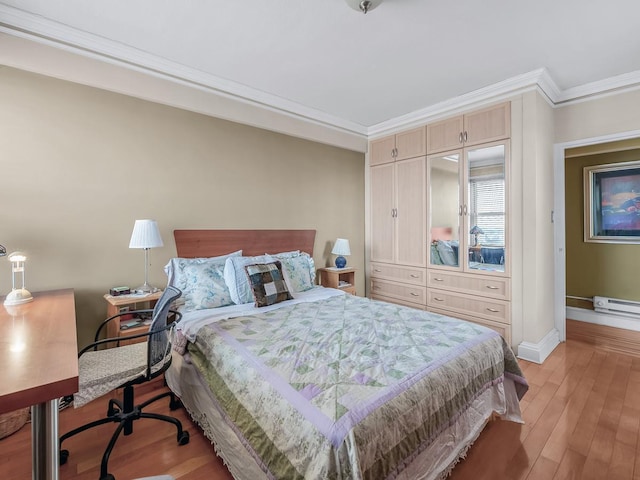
[467,144,505,272]
[429,153,460,267]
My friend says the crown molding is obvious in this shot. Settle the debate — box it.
[367,69,559,138]
[554,69,640,105]
[2,4,640,147]
[0,4,368,140]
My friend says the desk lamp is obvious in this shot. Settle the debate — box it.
[4,252,34,306]
[129,219,163,294]
[331,238,351,268]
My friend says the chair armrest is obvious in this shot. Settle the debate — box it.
[93,308,155,344]
[84,309,182,355]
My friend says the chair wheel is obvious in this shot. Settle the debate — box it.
[60,449,69,465]
[178,430,190,445]
[169,396,182,410]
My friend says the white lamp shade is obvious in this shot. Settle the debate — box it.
[331,238,351,256]
[129,219,163,249]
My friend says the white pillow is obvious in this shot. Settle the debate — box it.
[164,250,242,292]
[224,254,274,304]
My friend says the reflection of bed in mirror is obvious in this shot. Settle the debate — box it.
[430,228,504,272]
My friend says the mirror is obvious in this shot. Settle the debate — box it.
[466,144,506,272]
[429,153,460,267]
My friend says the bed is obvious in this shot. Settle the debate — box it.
[165,229,527,480]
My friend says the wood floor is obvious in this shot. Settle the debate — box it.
[2,338,639,479]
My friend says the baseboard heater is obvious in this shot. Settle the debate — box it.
[593,296,640,319]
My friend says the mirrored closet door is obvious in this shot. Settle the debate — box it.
[428,140,509,275]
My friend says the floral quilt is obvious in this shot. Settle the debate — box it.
[187,294,527,480]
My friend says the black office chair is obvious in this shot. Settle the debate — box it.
[59,286,189,480]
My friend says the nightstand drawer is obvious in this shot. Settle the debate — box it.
[371,279,426,304]
[427,270,509,300]
[427,288,509,324]
[370,263,426,286]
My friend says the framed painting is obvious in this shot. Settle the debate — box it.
[584,160,640,243]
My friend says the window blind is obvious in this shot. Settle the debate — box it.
[469,176,505,246]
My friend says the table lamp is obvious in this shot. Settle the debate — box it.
[129,219,163,294]
[4,251,34,306]
[470,225,484,246]
[331,238,351,268]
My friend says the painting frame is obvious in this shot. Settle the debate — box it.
[584,160,640,243]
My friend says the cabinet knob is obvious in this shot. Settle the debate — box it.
[410,274,419,278]
[434,297,444,302]
[459,132,463,144]
[463,131,468,142]
[374,269,382,272]
[433,277,444,282]
[410,292,419,296]
[486,308,500,313]
[485,285,499,290]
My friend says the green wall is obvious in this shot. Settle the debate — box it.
[565,140,640,309]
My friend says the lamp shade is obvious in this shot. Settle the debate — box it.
[129,220,163,249]
[331,238,351,256]
[470,225,484,235]
[4,251,33,305]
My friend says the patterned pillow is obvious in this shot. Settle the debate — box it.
[244,262,293,307]
[182,261,234,311]
[224,254,274,304]
[273,252,316,292]
[164,250,242,292]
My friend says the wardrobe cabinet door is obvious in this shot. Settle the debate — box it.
[370,163,395,263]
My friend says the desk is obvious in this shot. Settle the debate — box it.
[0,289,78,480]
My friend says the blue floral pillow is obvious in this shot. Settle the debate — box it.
[272,252,316,292]
[164,250,242,292]
[182,261,234,311]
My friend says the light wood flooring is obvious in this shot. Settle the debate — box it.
[2,338,640,479]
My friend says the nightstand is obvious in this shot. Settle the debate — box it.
[103,290,163,346]
[318,267,357,295]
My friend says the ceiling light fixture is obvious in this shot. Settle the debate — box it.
[345,0,383,14]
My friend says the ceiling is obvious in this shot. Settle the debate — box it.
[1,0,639,146]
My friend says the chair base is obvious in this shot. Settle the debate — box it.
[60,385,189,480]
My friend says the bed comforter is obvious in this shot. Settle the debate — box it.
[184,292,527,480]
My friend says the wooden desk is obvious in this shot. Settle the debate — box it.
[0,289,78,480]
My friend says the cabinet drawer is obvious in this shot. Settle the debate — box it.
[371,263,426,286]
[427,288,510,324]
[427,270,509,300]
[428,306,511,344]
[371,279,426,305]
[370,294,426,310]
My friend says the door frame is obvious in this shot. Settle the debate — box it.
[553,129,640,342]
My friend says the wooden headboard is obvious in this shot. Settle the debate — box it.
[174,229,316,258]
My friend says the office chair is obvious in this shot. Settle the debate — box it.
[59,286,189,480]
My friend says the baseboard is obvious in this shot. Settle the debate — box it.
[566,306,640,332]
[517,328,560,364]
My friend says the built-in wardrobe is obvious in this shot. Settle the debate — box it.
[369,102,513,343]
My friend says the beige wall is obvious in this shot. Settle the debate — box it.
[555,89,640,144]
[0,67,365,346]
